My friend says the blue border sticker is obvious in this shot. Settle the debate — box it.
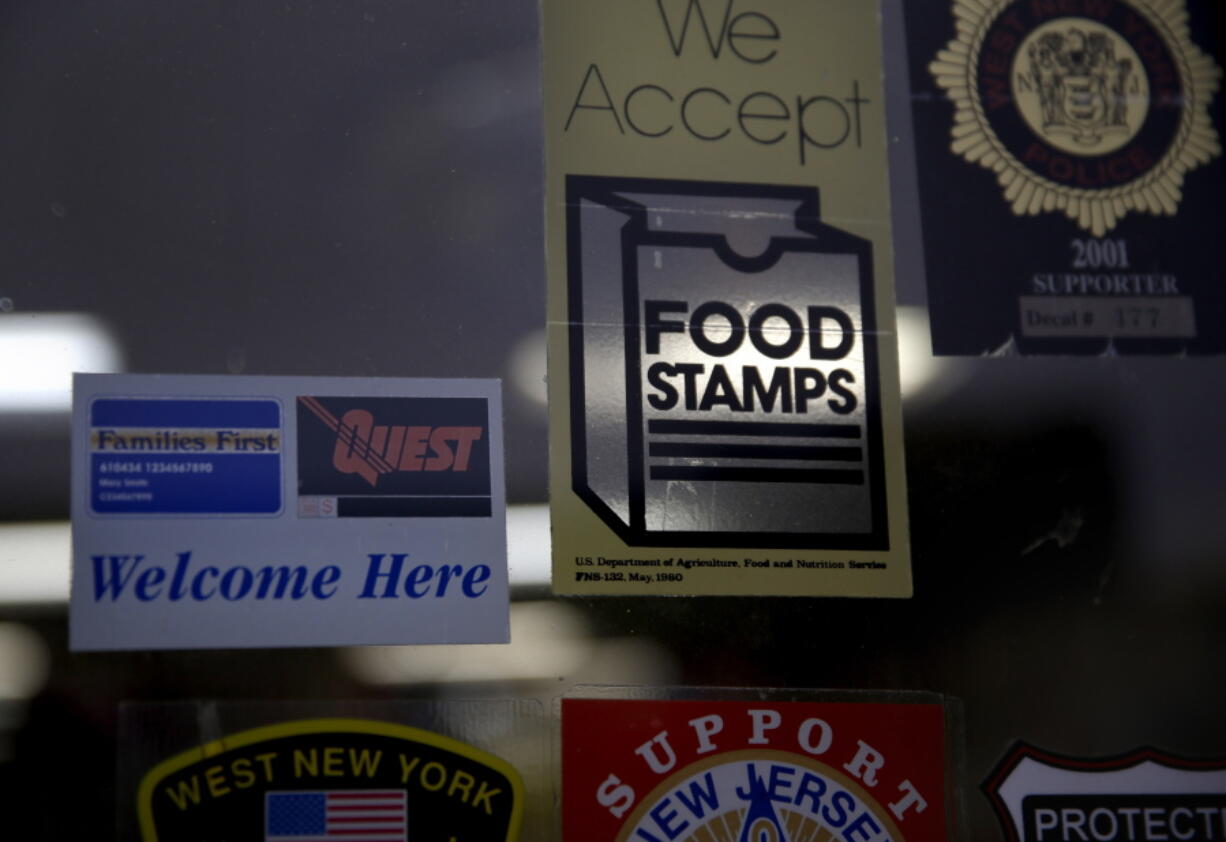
[89,398,282,515]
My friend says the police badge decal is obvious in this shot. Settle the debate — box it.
[930,0,1221,237]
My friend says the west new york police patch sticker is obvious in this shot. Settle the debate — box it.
[906,0,1226,355]
[562,698,947,842]
[930,0,1220,237]
[137,719,523,842]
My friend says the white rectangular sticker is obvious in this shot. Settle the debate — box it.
[71,374,507,650]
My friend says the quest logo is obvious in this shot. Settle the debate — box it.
[296,396,491,518]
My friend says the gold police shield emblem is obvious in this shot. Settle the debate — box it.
[930,0,1221,235]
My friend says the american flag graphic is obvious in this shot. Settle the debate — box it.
[265,790,407,841]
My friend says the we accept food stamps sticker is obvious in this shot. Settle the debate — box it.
[70,374,508,649]
[544,0,912,597]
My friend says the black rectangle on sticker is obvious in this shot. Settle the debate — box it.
[336,497,492,518]
[647,442,863,461]
[648,466,865,484]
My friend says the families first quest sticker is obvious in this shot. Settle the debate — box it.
[136,718,523,842]
[562,697,948,842]
[545,0,912,597]
[70,374,508,650]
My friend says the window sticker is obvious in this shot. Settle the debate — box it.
[136,718,524,842]
[544,0,911,597]
[71,374,508,649]
[983,742,1226,842]
[562,696,949,842]
[905,0,1224,355]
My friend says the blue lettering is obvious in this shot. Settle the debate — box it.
[735,763,767,801]
[363,557,492,599]
[648,797,688,840]
[842,810,881,842]
[91,554,143,601]
[191,566,219,600]
[219,567,253,600]
[674,772,719,819]
[359,553,407,598]
[253,565,310,599]
[767,763,796,802]
[168,551,192,600]
[794,772,827,813]
[434,564,463,597]
[134,566,165,601]
[404,564,433,598]
[91,551,346,602]
[462,564,491,598]
[822,790,855,829]
[311,565,341,599]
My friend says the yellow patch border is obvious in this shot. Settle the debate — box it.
[136,717,524,842]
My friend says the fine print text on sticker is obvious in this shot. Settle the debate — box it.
[136,719,524,842]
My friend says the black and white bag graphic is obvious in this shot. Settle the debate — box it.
[567,176,888,549]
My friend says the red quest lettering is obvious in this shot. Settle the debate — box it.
[332,409,482,487]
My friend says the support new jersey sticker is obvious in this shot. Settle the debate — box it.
[562,697,948,842]
[137,719,523,842]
